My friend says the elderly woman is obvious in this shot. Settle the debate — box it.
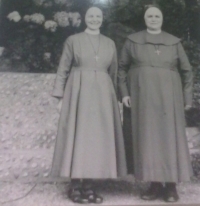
[118,5,193,203]
[51,6,127,204]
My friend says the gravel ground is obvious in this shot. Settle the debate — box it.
[1,178,200,206]
[1,73,200,206]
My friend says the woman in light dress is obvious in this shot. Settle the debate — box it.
[51,6,127,204]
[118,5,193,203]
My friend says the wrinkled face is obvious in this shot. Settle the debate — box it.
[85,7,103,31]
[144,7,163,31]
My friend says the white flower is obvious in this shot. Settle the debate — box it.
[44,52,51,61]
[44,52,51,58]
[44,20,58,32]
[69,12,81,27]
[30,13,45,24]
[23,15,31,22]
[54,0,68,5]
[54,12,69,27]
[7,11,21,22]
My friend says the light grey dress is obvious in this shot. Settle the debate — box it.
[118,30,193,182]
[51,32,127,179]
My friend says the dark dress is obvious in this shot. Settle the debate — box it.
[50,32,127,179]
[118,30,193,182]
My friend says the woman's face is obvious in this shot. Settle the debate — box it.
[85,7,103,31]
[144,7,163,31]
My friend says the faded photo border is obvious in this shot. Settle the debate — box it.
[0,0,200,205]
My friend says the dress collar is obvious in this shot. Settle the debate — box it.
[127,30,180,45]
[147,29,161,34]
[85,28,100,35]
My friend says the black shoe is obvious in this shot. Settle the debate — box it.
[82,185,103,204]
[163,183,179,203]
[141,182,164,200]
[68,187,89,204]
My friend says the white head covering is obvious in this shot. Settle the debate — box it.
[144,5,163,19]
[85,6,103,18]
[144,6,163,34]
[84,6,103,35]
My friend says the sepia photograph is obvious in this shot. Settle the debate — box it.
[0,0,200,205]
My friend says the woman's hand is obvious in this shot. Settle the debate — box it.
[57,99,63,112]
[185,105,192,111]
[122,96,131,108]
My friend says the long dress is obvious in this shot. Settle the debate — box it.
[50,32,127,179]
[118,30,193,183]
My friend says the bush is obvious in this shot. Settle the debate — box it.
[0,0,83,73]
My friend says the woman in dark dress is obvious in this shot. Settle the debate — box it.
[118,5,193,202]
[51,6,127,204]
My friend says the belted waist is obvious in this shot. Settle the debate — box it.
[130,64,178,72]
[71,66,108,73]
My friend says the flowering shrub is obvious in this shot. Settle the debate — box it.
[54,12,69,27]
[0,0,84,73]
[44,20,58,32]
[23,15,31,22]
[29,13,45,24]
[69,12,82,27]
[44,52,51,61]
[7,11,21,22]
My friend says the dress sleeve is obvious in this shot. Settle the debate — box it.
[118,39,132,99]
[108,42,118,92]
[52,36,74,98]
[177,42,193,106]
